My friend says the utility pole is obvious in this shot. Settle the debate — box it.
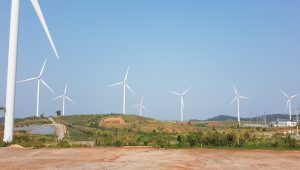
[297,105,300,123]
[249,112,252,124]
[297,105,300,135]
[264,112,267,126]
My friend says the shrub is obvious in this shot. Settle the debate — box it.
[56,140,70,148]
[114,140,122,147]
[186,133,199,147]
[0,140,9,147]
[154,127,169,148]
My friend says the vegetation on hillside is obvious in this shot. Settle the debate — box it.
[0,114,299,149]
[53,114,300,149]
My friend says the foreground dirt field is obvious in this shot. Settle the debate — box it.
[0,147,300,170]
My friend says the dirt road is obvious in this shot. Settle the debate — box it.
[0,147,299,170]
[48,117,66,141]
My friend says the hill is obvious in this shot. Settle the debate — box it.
[206,114,296,122]
[206,115,249,121]
[1,114,300,149]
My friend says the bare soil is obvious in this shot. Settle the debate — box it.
[99,117,126,128]
[0,147,299,170]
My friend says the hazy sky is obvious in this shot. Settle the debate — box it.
[0,0,300,120]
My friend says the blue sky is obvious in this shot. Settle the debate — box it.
[0,0,300,120]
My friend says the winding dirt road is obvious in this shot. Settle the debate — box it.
[0,147,299,170]
[48,117,66,141]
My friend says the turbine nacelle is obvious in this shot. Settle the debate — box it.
[169,87,192,96]
[281,90,298,100]
[230,84,248,106]
[17,58,55,94]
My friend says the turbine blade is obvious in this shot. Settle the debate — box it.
[233,83,238,95]
[31,0,59,59]
[133,104,140,108]
[66,96,75,104]
[64,82,68,95]
[39,58,47,77]
[126,84,135,95]
[51,95,63,101]
[169,91,181,96]
[280,90,289,98]
[109,82,123,87]
[290,94,298,99]
[229,97,237,106]
[17,77,38,83]
[40,79,55,94]
[141,105,147,111]
[124,66,129,81]
[240,96,248,99]
[286,100,289,110]
[183,87,192,95]
[141,97,144,105]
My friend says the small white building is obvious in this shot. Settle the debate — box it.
[272,121,297,127]
[286,121,297,127]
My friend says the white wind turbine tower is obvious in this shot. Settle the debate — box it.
[134,97,147,116]
[17,58,55,117]
[230,84,248,127]
[52,83,75,116]
[110,67,135,115]
[170,87,192,122]
[4,0,59,142]
[281,90,298,121]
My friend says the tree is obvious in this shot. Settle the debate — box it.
[0,107,5,119]
[0,107,6,113]
[55,110,61,117]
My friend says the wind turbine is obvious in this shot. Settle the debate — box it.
[230,84,248,127]
[4,0,59,142]
[170,87,192,122]
[17,58,55,117]
[281,90,298,121]
[134,97,147,116]
[109,67,135,115]
[52,83,75,116]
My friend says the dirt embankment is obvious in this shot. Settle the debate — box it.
[99,116,126,128]
[0,147,299,170]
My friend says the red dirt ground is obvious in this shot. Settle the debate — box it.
[0,147,299,170]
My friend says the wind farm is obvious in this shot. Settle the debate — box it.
[1,0,300,169]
